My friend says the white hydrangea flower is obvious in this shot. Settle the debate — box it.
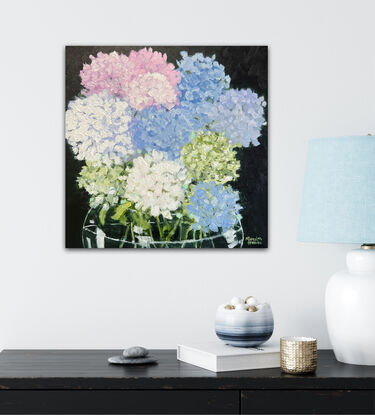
[125,150,190,219]
[65,91,135,166]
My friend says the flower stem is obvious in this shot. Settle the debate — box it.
[120,225,130,248]
[184,225,192,240]
[199,230,203,247]
[166,219,180,241]
[130,223,136,247]
[156,216,163,240]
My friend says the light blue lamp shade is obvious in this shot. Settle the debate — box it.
[298,136,375,244]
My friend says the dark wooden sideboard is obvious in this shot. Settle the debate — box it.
[0,349,374,414]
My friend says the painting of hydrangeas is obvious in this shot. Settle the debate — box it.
[65,46,268,248]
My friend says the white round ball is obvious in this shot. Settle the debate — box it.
[246,297,259,307]
[231,297,244,306]
[235,303,249,311]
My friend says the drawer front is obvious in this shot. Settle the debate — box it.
[0,390,239,414]
[241,389,375,414]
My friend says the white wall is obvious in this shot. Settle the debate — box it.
[0,0,374,349]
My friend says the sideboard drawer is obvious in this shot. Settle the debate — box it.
[0,390,239,414]
[241,389,375,414]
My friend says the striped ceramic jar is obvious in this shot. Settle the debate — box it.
[215,303,274,347]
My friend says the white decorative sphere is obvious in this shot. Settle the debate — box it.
[231,297,244,306]
[245,296,259,307]
[235,303,249,311]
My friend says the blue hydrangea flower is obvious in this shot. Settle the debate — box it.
[131,52,232,160]
[208,89,267,147]
[131,105,205,160]
[186,181,242,233]
[177,52,230,122]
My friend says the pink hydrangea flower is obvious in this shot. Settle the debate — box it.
[80,48,181,111]
[125,72,178,110]
[80,51,131,97]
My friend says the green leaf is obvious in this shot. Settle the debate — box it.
[162,223,171,234]
[137,214,151,231]
[112,202,131,220]
[119,216,128,226]
[99,208,107,225]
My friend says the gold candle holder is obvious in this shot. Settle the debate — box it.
[280,337,317,374]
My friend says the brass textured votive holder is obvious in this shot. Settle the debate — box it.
[280,337,317,374]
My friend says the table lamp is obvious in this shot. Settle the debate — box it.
[298,135,375,365]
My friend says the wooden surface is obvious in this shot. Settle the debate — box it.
[0,349,374,414]
[0,349,374,390]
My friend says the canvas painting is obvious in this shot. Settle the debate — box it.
[65,46,268,248]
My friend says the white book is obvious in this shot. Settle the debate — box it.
[177,341,280,372]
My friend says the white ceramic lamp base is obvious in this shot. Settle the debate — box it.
[325,247,375,365]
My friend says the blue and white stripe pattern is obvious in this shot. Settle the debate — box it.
[215,303,274,347]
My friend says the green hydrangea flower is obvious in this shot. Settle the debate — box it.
[77,162,127,209]
[181,130,240,185]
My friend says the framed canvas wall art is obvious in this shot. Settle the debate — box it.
[65,46,268,248]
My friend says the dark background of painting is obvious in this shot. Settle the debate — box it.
[65,46,268,248]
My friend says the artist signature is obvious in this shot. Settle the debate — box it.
[246,236,263,246]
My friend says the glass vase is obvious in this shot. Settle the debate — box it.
[82,208,244,248]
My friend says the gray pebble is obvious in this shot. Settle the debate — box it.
[123,346,149,358]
